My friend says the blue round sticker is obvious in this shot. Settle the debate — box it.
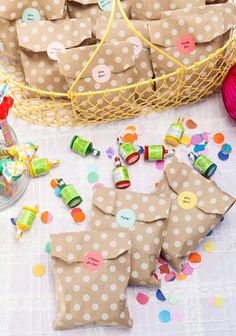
[98,0,113,12]
[22,8,41,23]
[116,209,136,228]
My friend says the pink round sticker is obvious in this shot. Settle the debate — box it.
[47,42,65,61]
[127,36,142,57]
[92,65,111,83]
[83,251,104,271]
[177,35,195,54]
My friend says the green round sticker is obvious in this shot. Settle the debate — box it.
[22,8,41,23]
[116,209,136,228]
[98,0,113,12]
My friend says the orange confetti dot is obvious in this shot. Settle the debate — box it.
[126,125,136,131]
[50,179,59,189]
[189,252,202,263]
[122,132,138,143]
[73,211,86,223]
[176,273,187,281]
[40,211,53,224]
[185,119,198,129]
[213,133,225,144]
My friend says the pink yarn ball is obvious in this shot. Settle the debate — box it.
[222,64,236,121]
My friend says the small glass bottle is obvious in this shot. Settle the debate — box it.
[57,178,83,208]
[144,145,175,161]
[70,136,100,157]
[117,137,140,165]
[112,157,131,189]
[165,117,185,146]
[29,158,60,177]
[188,152,217,178]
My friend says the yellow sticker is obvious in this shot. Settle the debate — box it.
[33,264,46,277]
[178,191,197,209]
[203,241,216,253]
[214,296,224,308]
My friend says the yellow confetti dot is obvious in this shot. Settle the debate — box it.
[214,296,224,308]
[33,264,46,277]
[203,241,216,253]
[180,135,191,147]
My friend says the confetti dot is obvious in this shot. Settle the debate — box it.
[71,208,82,216]
[126,125,136,131]
[106,146,115,159]
[138,146,144,154]
[176,273,187,281]
[198,149,209,156]
[194,144,205,152]
[218,151,229,161]
[202,132,209,143]
[156,289,166,302]
[10,218,16,225]
[185,119,198,129]
[159,263,170,274]
[221,143,232,154]
[180,135,191,147]
[136,293,149,305]
[71,208,86,223]
[168,293,179,305]
[189,252,202,263]
[189,261,201,269]
[203,241,216,253]
[33,264,46,277]
[88,172,99,184]
[88,163,98,172]
[50,178,59,189]
[171,310,183,322]
[93,183,105,191]
[122,132,138,143]
[159,310,171,323]
[165,271,176,282]
[45,242,51,254]
[40,211,53,224]
[55,186,62,197]
[155,160,165,170]
[214,296,224,308]
[191,134,202,145]
[213,133,225,144]
[208,296,215,308]
[182,263,193,276]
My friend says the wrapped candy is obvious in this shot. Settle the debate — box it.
[0,158,26,182]
[0,142,38,162]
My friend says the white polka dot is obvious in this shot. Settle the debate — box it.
[65,295,72,302]
[136,235,143,242]
[83,313,90,321]
[83,294,90,302]
[162,242,169,250]
[83,275,90,283]
[197,213,204,220]
[65,276,72,283]
[65,236,73,242]
[210,198,217,204]
[141,262,148,270]
[133,252,140,260]
[101,294,108,301]
[92,303,99,311]
[118,275,125,282]
[185,227,193,234]
[73,285,80,292]
[208,186,216,193]
[67,253,74,261]
[142,196,149,203]
[132,203,139,210]
[174,241,181,248]
[101,275,108,282]
[184,215,192,222]
[65,314,72,320]
[169,168,176,174]
[110,284,117,291]
[223,195,230,202]
[173,228,180,235]
[198,226,205,233]
[154,237,160,245]
[172,216,179,223]
[186,240,193,246]
[101,313,108,320]
[56,245,63,252]
[75,244,82,251]
[97,196,104,203]
[125,193,132,200]
[57,267,64,274]
[73,304,80,311]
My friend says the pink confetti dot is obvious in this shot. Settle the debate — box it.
[92,183,105,191]
[155,160,165,170]
[191,134,202,145]
[136,293,149,305]
[182,262,194,276]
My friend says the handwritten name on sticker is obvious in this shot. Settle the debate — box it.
[47,42,65,61]
[92,64,111,83]
[22,8,41,23]
[127,36,142,57]
[116,208,136,228]
[178,191,197,209]
[84,252,104,271]
[98,0,113,11]
[177,35,195,55]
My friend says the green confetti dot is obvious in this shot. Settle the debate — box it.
[168,293,180,305]
[88,171,99,184]
[45,242,51,254]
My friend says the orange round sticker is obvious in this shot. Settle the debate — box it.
[177,35,195,54]
[178,191,197,209]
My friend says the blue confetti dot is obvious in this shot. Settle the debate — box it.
[159,310,171,323]
[55,186,62,198]
[138,146,144,154]
[10,218,17,225]
[156,289,166,302]
[218,151,229,161]
[221,143,232,154]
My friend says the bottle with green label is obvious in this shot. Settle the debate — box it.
[16,204,39,239]
[144,145,175,161]
[70,136,100,157]
[118,137,140,165]
[188,152,217,178]
[29,158,60,177]
[57,178,83,208]
[165,117,185,146]
[112,156,131,189]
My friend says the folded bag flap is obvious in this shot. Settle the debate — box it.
[67,0,98,4]
[92,187,171,222]
[95,18,150,46]
[51,230,131,262]
[17,18,92,53]
[164,157,236,215]
[58,41,135,79]
[149,12,225,48]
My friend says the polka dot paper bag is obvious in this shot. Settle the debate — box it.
[51,230,132,330]
[16,18,92,93]
[90,187,171,287]
[0,19,20,61]
[154,158,235,271]
[131,0,205,20]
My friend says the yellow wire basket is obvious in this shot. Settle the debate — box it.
[0,0,236,127]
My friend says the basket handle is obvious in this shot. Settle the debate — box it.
[68,0,117,93]
[116,0,187,70]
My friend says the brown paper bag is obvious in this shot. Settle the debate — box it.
[58,41,137,110]
[51,230,132,330]
[95,18,154,101]
[153,158,235,271]
[68,0,131,30]
[90,187,171,287]
[16,18,92,92]
[0,0,67,21]
[130,0,205,20]
[0,19,21,61]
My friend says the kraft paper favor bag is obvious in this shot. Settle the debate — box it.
[95,18,154,101]
[154,158,235,271]
[51,230,132,330]
[130,0,205,20]
[16,18,92,92]
[90,187,171,287]
[58,41,137,110]
[0,0,67,21]
[0,19,21,61]
[68,0,131,31]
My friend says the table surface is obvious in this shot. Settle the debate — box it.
[1,93,236,336]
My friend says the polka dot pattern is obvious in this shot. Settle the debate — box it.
[51,230,132,329]
[90,187,171,287]
[155,157,235,271]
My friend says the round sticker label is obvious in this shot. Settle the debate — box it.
[92,65,111,83]
[127,36,142,57]
[116,208,136,228]
[47,42,65,61]
[98,0,113,11]
[177,35,195,54]
[84,251,104,271]
[178,191,197,209]
[22,8,41,23]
